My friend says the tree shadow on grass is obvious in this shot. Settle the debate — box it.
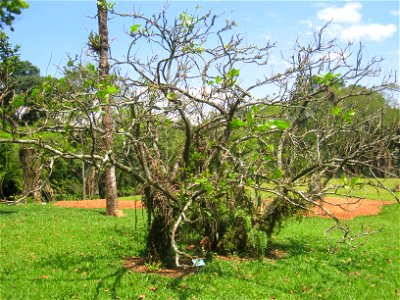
[0,210,17,215]
[36,252,132,298]
[93,259,201,300]
[93,267,128,300]
[267,236,329,259]
[167,275,197,300]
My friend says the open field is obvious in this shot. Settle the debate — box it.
[1,195,399,299]
[252,178,400,202]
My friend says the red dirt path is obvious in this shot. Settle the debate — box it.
[53,200,143,209]
[53,197,394,220]
[308,197,393,220]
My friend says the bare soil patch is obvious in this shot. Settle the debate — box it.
[53,197,394,220]
[307,197,394,220]
[124,257,194,278]
[53,199,143,209]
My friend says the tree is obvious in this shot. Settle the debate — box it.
[0,143,21,199]
[0,0,28,31]
[0,1,43,203]
[1,1,120,211]
[14,61,46,202]
[110,10,398,266]
[0,5,398,267]
[95,0,119,216]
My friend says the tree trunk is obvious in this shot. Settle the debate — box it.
[19,147,41,202]
[143,185,173,265]
[97,1,119,216]
[82,160,86,200]
[87,165,99,199]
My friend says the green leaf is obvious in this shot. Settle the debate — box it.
[13,97,24,108]
[325,72,335,81]
[87,63,95,72]
[64,123,70,134]
[227,68,240,79]
[271,169,282,179]
[246,178,255,185]
[255,121,272,132]
[263,155,272,161]
[31,87,41,98]
[351,177,360,186]
[107,1,116,9]
[96,90,107,99]
[312,75,323,85]
[130,24,141,33]
[207,80,214,85]
[331,106,342,116]
[215,76,222,84]
[166,92,177,100]
[343,110,355,124]
[21,1,29,9]
[179,12,194,28]
[105,85,119,94]
[246,111,255,126]
[272,120,290,130]
[192,151,201,160]
[230,118,247,128]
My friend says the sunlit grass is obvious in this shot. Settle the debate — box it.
[327,178,399,201]
[1,198,399,299]
[117,195,142,201]
[250,178,399,202]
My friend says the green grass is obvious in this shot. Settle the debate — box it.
[117,195,142,201]
[1,201,399,299]
[254,178,399,202]
[327,178,399,201]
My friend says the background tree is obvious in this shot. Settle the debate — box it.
[0,0,38,202]
[0,1,122,210]
[92,0,119,215]
[15,61,47,202]
[0,0,28,31]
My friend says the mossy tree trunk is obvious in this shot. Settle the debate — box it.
[19,147,41,202]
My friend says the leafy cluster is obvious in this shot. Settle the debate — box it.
[0,0,28,31]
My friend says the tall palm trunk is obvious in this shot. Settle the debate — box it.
[97,1,119,216]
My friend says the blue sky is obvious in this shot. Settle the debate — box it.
[7,0,400,97]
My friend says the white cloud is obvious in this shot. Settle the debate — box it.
[300,20,313,28]
[314,2,398,43]
[390,10,400,16]
[341,23,397,42]
[260,33,272,41]
[317,2,362,23]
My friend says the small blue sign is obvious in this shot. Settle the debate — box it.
[192,258,206,267]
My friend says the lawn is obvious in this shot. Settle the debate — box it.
[254,178,400,202]
[0,196,399,299]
